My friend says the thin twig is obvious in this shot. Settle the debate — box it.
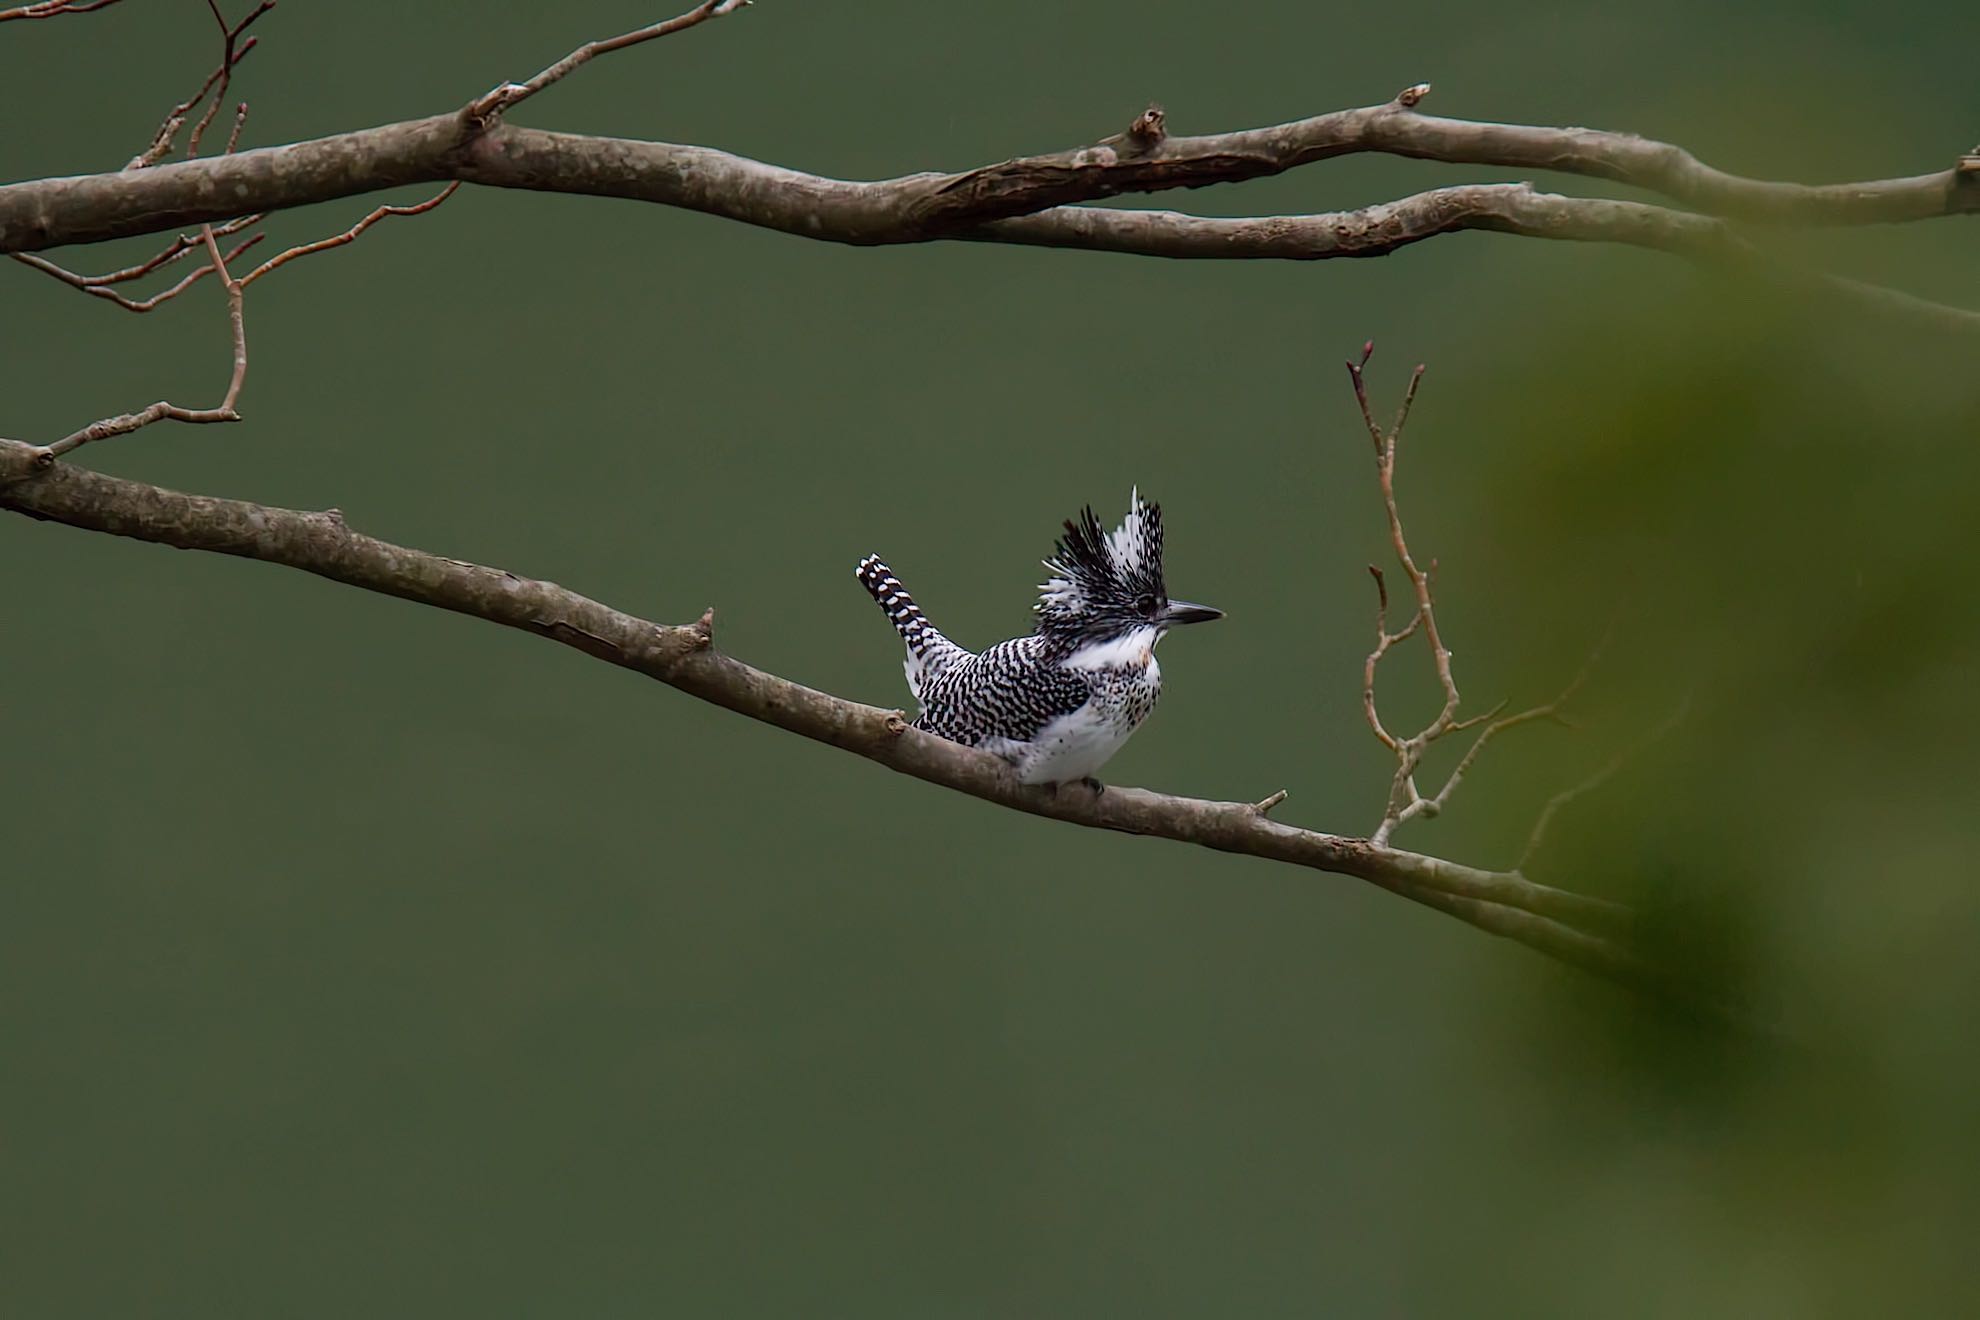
[1361,564,1422,752]
[0,0,123,19]
[6,215,259,290]
[200,223,247,413]
[27,227,246,464]
[239,183,460,287]
[466,0,748,123]
[11,232,265,311]
[184,0,265,160]
[224,100,249,157]
[1517,696,1691,872]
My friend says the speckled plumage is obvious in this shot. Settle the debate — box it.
[855,490,1221,786]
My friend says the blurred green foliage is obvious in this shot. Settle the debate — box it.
[4,1,1978,1314]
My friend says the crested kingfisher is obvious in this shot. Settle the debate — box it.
[856,490,1222,787]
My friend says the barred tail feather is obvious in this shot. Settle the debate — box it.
[855,554,966,696]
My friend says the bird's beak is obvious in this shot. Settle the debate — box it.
[1160,599,1224,626]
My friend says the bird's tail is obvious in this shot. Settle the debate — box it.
[856,555,966,693]
[855,555,944,655]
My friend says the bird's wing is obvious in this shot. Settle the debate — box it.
[913,639,1092,745]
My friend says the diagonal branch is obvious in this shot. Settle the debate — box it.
[0,435,1672,996]
[237,182,458,288]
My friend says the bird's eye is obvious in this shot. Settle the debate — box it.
[1135,593,1158,617]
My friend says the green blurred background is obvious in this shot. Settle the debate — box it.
[5,1,1979,1313]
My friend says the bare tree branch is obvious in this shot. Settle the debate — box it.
[0,436,1667,989]
[10,98,1970,251]
[972,186,1980,333]
[2,85,1972,326]
[0,4,1876,1037]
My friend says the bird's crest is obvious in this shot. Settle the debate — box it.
[1036,488,1166,641]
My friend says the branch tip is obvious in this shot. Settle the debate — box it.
[1395,82,1432,108]
[1253,789,1288,814]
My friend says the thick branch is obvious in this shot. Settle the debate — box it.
[0,436,1659,990]
[7,113,1969,329]
[2,95,1971,255]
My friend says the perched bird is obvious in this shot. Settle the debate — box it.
[855,490,1222,788]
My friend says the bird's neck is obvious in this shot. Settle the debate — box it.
[1059,626,1161,671]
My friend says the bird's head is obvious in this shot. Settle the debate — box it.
[1034,489,1223,648]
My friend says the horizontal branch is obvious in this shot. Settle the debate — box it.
[3,90,1972,254]
[0,435,1670,993]
[975,186,1980,332]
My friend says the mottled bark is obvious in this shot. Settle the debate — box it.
[3,93,1972,282]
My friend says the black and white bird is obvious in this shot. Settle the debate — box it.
[855,490,1222,787]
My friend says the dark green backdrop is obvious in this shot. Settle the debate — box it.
[6,1,1979,1314]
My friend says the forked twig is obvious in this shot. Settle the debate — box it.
[184,1,262,159]
[7,215,259,293]
[126,0,273,169]
[28,224,246,466]
[18,4,458,465]
[1347,343,1605,847]
[12,230,265,311]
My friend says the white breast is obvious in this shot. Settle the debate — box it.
[1014,632,1164,785]
[1015,702,1142,784]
